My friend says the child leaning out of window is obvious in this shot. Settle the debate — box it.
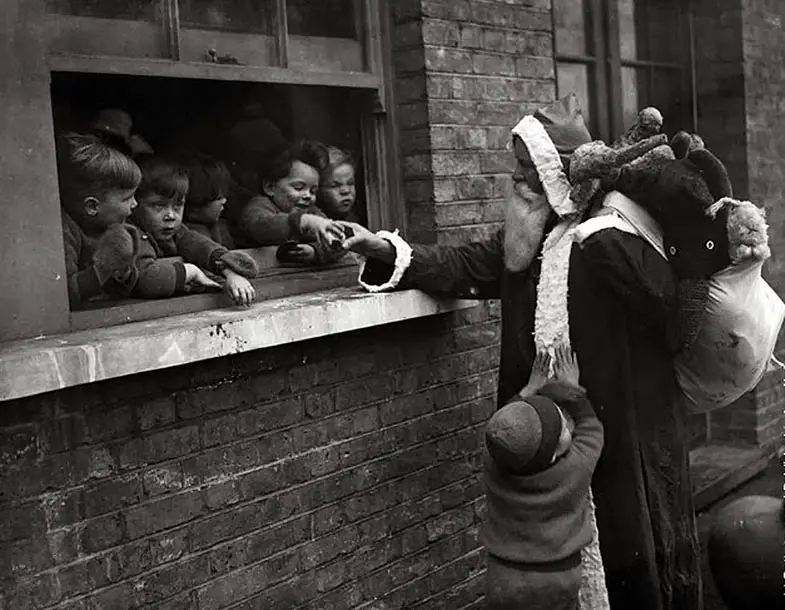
[130,156,258,306]
[224,139,347,265]
[317,146,361,223]
[58,132,142,309]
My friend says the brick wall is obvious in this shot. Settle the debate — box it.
[0,308,501,610]
[741,0,785,354]
[394,0,555,246]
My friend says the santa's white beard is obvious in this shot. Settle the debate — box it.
[503,181,552,272]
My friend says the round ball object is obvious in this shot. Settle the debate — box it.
[707,495,784,610]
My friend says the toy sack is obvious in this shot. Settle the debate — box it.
[675,259,785,413]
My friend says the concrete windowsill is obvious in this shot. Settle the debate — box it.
[0,288,479,403]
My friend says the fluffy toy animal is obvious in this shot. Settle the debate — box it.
[614,134,784,411]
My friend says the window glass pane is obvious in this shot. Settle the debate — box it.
[178,0,277,65]
[650,69,688,132]
[43,0,168,58]
[556,62,596,136]
[617,0,642,60]
[553,0,592,56]
[288,0,365,72]
[46,0,161,20]
[618,0,682,63]
[179,0,274,33]
[648,0,682,63]
[621,66,645,130]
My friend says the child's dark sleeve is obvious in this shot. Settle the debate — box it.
[173,226,229,274]
[62,212,106,308]
[237,195,304,246]
[562,394,605,472]
[131,231,187,298]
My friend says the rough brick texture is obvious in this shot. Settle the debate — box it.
[740,0,785,357]
[0,307,501,609]
[394,0,555,246]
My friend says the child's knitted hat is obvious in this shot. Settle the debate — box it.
[485,395,563,475]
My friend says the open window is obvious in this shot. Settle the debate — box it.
[553,0,695,141]
[0,0,402,341]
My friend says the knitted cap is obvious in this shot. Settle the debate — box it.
[485,395,564,475]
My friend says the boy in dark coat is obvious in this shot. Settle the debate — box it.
[483,345,604,610]
[131,156,258,306]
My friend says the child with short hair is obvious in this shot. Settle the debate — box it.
[178,152,237,249]
[58,132,143,309]
[317,146,361,223]
[131,156,258,306]
[224,139,347,264]
[482,345,604,610]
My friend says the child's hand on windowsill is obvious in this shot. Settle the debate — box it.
[222,268,255,306]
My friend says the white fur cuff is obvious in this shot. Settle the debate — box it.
[358,229,413,293]
[511,115,576,217]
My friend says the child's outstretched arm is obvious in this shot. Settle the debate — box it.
[541,344,604,467]
[517,350,551,400]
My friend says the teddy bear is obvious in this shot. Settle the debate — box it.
[610,132,784,411]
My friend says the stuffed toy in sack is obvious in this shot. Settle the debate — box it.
[614,133,785,412]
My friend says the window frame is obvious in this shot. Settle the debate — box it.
[553,0,697,142]
[0,0,403,343]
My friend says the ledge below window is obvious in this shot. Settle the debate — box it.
[0,288,479,403]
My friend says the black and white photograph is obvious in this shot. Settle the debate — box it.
[0,1,782,609]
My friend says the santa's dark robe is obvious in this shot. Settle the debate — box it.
[361,222,702,610]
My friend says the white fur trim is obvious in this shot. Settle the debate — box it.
[534,213,611,610]
[357,229,413,293]
[574,214,638,244]
[603,191,666,259]
[534,218,580,359]
[511,115,577,217]
[574,194,667,261]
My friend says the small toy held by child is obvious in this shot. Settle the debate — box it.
[224,139,346,264]
[132,156,258,306]
[178,152,237,249]
[482,344,604,610]
[57,132,142,309]
[317,146,360,222]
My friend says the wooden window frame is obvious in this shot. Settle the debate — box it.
[0,0,403,343]
[553,0,697,143]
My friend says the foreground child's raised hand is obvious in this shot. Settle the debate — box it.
[519,350,551,399]
[553,344,581,387]
[541,344,586,403]
[223,269,255,306]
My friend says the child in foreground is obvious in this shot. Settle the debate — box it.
[58,132,142,309]
[131,156,258,306]
[481,345,604,610]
